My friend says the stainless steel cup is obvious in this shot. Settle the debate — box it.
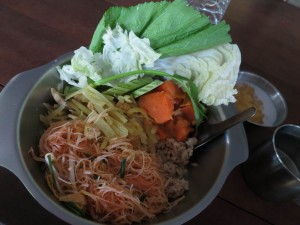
[243,124,300,202]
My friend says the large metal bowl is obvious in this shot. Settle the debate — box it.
[0,52,248,225]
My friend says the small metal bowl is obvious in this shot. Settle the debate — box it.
[235,71,288,127]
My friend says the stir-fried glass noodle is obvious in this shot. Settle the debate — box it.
[30,86,196,224]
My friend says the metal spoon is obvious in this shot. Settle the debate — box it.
[194,107,256,149]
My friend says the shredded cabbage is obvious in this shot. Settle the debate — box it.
[57,25,160,88]
[147,43,241,106]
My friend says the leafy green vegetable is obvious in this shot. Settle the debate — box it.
[112,1,170,37]
[89,0,231,58]
[132,80,163,98]
[91,69,205,128]
[157,21,231,58]
[141,0,210,49]
[89,1,170,53]
[103,77,153,96]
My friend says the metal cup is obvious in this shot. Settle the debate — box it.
[243,124,300,202]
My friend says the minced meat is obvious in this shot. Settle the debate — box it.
[156,137,197,198]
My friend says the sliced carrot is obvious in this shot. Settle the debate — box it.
[139,80,196,142]
[155,80,179,98]
[180,103,195,124]
[156,120,176,140]
[163,120,175,138]
[138,91,174,124]
[174,118,192,142]
[155,80,185,105]
[156,126,169,140]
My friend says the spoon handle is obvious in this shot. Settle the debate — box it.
[194,107,256,149]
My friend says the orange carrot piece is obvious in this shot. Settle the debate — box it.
[139,80,195,141]
[174,118,192,142]
[138,91,174,124]
[156,120,175,140]
[155,80,185,105]
[155,80,179,98]
[156,126,169,140]
[180,103,195,124]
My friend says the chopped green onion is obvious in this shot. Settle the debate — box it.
[45,153,59,191]
[119,158,126,178]
[132,79,163,98]
[93,174,100,180]
[103,77,153,96]
[139,193,147,202]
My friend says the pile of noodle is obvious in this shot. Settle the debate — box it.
[31,86,177,224]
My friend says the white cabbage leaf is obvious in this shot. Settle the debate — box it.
[57,25,161,87]
[147,43,241,106]
[102,25,161,76]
